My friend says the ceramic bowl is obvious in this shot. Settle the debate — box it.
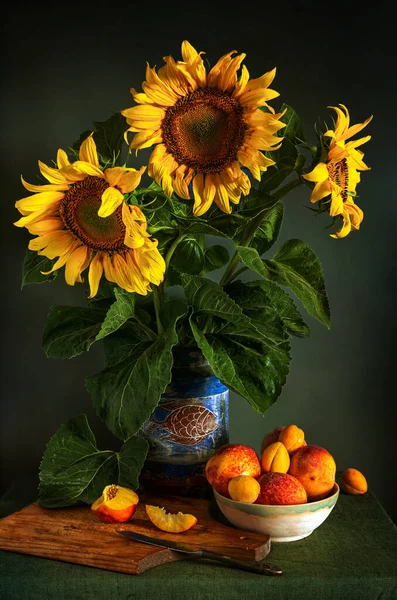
[214,483,339,542]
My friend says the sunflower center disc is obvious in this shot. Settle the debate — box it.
[59,176,126,251]
[327,158,349,201]
[162,88,246,173]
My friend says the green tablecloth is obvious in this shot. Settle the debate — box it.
[0,476,396,600]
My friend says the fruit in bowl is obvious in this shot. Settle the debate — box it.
[255,472,307,505]
[213,483,340,542]
[228,475,261,503]
[261,441,290,474]
[205,443,261,498]
[289,445,336,501]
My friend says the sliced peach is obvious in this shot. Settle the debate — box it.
[145,505,197,533]
[91,484,139,523]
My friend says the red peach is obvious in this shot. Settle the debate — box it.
[289,445,336,501]
[205,443,261,498]
[255,472,307,505]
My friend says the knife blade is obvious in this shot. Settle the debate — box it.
[116,530,282,576]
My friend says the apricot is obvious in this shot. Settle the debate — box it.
[91,484,139,523]
[228,475,261,503]
[340,468,368,495]
[255,472,307,505]
[260,426,285,455]
[289,445,336,501]
[279,424,305,454]
[145,505,197,533]
[205,443,261,498]
[261,442,290,474]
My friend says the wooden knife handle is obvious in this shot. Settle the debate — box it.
[200,549,282,576]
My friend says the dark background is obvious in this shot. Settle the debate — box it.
[2,2,396,523]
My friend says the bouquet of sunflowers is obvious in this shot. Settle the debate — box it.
[14,41,372,507]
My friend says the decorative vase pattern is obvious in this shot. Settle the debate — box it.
[139,349,229,497]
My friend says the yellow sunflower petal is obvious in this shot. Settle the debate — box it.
[98,186,124,218]
[38,160,67,184]
[311,179,331,203]
[122,104,166,125]
[57,148,71,169]
[302,162,329,183]
[331,212,351,239]
[122,203,148,249]
[128,129,163,151]
[39,231,76,259]
[192,173,208,216]
[339,115,373,142]
[329,185,344,216]
[213,174,231,214]
[88,253,104,298]
[69,161,103,178]
[15,191,64,214]
[27,218,62,236]
[78,134,99,167]
[65,246,89,286]
[21,176,67,194]
[40,241,80,274]
[116,166,146,194]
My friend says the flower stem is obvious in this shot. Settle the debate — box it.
[165,233,187,268]
[153,286,163,335]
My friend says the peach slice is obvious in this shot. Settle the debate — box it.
[145,505,197,533]
[91,484,139,523]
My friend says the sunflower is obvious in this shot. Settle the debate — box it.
[303,104,372,237]
[14,134,165,297]
[121,40,285,216]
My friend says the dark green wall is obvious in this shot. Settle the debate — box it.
[2,2,396,523]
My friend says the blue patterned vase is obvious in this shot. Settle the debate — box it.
[139,347,229,497]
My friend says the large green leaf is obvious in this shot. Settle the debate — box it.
[226,281,289,344]
[189,316,290,414]
[86,308,185,440]
[71,113,127,166]
[204,245,230,272]
[240,202,284,256]
[38,414,148,507]
[182,275,246,323]
[171,236,204,275]
[278,104,306,143]
[260,139,298,193]
[102,323,151,367]
[265,239,331,328]
[42,306,106,359]
[96,288,135,341]
[21,250,58,288]
[236,241,330,328]
[247,280,310,338]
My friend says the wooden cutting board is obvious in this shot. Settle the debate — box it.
[0,493,271,574]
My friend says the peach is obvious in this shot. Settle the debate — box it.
[279,424,305,454]
[228,475,261,503]
[340,468,368,495]
[260,426,285,455]
[261,442,290,474]
[255,472,307,505]
[289,445,336,501]
[205,443,261,498]
[91,484,139,523]
[145,505,197,532]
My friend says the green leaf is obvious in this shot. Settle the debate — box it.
[171,237,204,274]
[102,323,152,367]
[96,288,135,341]
[86,310,183,440]
[204,245,230,272]
[226,281,289,344]
[160,300,189,330]
[239,202,284,256]
[71,113,127,166]
[260,139,298,193]
[247,280,310,338]
[38,414,148,507]
[279,104,306,143]
[173,216,228,238]
[189,316,290,414]
[264,239,331,328]
[42,306,106,359]
[182,275,245,322]
[236,242,330,328]
[21,250,58,288]
[165,265,183,287]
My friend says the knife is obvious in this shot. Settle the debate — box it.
[116,530,282,576]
